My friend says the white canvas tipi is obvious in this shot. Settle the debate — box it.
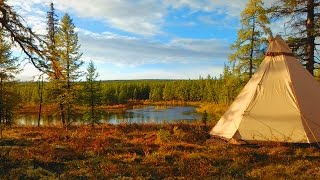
[210,35,320,143]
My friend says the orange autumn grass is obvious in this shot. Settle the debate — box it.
[1,123,320,179]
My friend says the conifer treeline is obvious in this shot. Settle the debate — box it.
[15,67,246,106]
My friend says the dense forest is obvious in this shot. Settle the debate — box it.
[14,67,245,106]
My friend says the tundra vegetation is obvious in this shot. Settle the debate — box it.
[1,0,320,179]
[1,124,320,179]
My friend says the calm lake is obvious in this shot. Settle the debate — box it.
[15,105,203,126]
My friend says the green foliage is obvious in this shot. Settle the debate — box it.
[43,2,60,80]
[149,84,163,101]
[162,82,175,101]
[0,30,20,125]
[156,129,172,144]
[229,0,269,78]
[14,70,245,107]
[0,84,20,125]
[270,0,320,75]
[46,12,83,127]
[196,103,229,122]
[56,13,83,81]
[14,82,41,105]
[81,61,102,126]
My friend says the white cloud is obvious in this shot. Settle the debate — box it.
[8,0,167,36]
[8,0,281,36]
[8,0,258,36]
[16,63,42,81]
[78,30,229,66]
[7,0,47,35]
[164,0,246,17]
[7,0,234,80]
[54,0,166,36]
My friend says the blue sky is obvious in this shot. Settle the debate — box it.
[8,0,277,81]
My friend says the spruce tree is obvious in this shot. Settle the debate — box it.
[82,61,102,126]
[44,3,66,126]
[0,30,19,125]
[45,2,61,79]
[39,3,59,127]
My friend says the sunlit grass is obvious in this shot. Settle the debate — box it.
[1,123,320,179]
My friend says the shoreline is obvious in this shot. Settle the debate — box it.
[15,100,205,114]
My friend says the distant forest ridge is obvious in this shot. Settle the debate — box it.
[15,75,245,106]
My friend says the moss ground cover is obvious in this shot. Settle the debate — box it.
[1,123,320,179]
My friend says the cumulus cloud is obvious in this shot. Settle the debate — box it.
[8,0,265,36]
[78,29,229,66]
[55,0,167,36]
[52,0,247,35]
[6,1,47,34]
[8,0,281,36]
[9,0,166,36]
[7,0,236,80]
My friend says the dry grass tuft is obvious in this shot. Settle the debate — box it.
[1,124,320,179]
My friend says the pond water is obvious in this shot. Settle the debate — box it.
[15,105,203,126]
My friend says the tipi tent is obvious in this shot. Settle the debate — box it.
[210,35,320,143]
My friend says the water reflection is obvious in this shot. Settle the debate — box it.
[17,114,61,126]
[15,105,201,126]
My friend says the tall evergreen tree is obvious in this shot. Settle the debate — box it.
[0,30,19,125]
[43,3,66,126]
[55,13,83,127]
[57,14,83,82]
[45,2,61,79]
[271,0,320,76]
[229,0,270,79]
[82,61,102,126]
[38,3,59,127]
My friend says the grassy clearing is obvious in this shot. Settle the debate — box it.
[1,123,320,179]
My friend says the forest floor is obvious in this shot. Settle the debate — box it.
[1,123,320,179]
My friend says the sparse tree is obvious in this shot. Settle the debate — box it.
[55,13,83,127]
[45,2,62,79]
[82,61,102,126]
[38,3,59,127]
[0,30,20,125]
[229,0,270,79]
[271,0,320,76]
